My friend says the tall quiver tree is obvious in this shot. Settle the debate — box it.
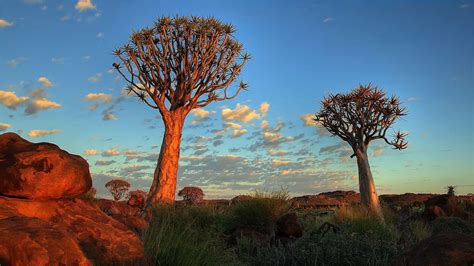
[113,16,250,206]
[314,85,408,219]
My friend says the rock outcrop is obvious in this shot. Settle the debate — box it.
[0,197,146,265]
[0,133,91,199]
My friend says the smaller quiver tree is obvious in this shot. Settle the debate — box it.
[314,84,408,219]
[178,186,204,205]
[105,179,131,201]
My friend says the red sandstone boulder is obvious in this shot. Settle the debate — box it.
[0,216,91,266]
[0,196,146,265]
[394,233,474,266]
[0,133,91,199]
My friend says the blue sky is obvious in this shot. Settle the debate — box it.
[1,0,473,198]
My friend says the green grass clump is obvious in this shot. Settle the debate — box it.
[227,190,290,234]
[430,217,474,235]
[143,205,235,266]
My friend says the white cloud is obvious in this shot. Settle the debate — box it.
[222,103,260,123]
[224,122,242,130]
[267,149,288,156]
[38,77,53,88]
[75,0,96,11]
[88,73,102,83]
[96,32,103,38]
[0,19,13,28]
[261,120,269,129]
[51,57,65,64]
[300,114,317,126]
[25,98,61,115]
[84,149,98,156]
[271,159,291,167]
[84,93,112,103]
[0,123,12,132]
[6,58,25,68]
[102,109,117,121]
[231,129,248,138]
[323,17,334,23]
[0,91,29,109]
[28,129,61,137]
[259,102,269,115]
[102,148,120,157]
[406,97,416,102]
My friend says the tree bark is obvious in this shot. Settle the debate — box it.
[146,112,185,206]
[355,147,384,220]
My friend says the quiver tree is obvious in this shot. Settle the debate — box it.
[178,186,204,205]
[113,16,249,206]
[105,179,131,201]
[314,84,408,219]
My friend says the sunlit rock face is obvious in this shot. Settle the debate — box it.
[0,197,146,264]
[0,132,91,199]
[0,216,91,265]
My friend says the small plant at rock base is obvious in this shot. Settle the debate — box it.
[80,187,97,201]
[178,187,205,205]
[105,179,130,201]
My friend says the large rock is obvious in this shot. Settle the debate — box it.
[0,133,91,199]
[394,233,474,266]
[0,216,91,266]
[290,191,360,209]
[0,196,146,265]
[276,212,303,238]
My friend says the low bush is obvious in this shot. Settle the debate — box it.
[430,217,474,235]
[227,190,290,234]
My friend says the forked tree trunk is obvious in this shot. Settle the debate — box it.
[147,112,185,206]
[355,147,384,220]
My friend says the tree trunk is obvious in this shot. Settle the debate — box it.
[355,147,384,220]
[146,113,185,206]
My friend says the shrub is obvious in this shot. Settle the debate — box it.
[430,217,474,235]
[227,190,290,235]
[178,187,205,205]
[143,205,234,265]
[80,187,97,201]
[105,179,130,201]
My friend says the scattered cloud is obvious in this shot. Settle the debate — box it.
[51,57,65,64]
[406,97,416,102]
[323,17,334,23]
[0,123,12,132]
[190,108,214,124]
[261,120,269,129]
[259,102,270,115]
[102,109,117,121]
[96,32,103,38]
[222,103,260,123]
[301,114,317,126]
[84,149,98,156]
[224,122,242,130]
[0,91,29,109]
[102,148,120,157]
[84,93,113,103]
[25,97,61,115]
[38,77,53,88]
[6,58,25,68]
[95,160,116,166]
[28,129,61,137]
[87,73,102,83]
[231,129,248,138]
[0,19,13,28]
[75,0,96,11]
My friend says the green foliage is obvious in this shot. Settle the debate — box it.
[143,205,235,266]
[227,190,290,234]
[236,206,400,266]
[430,217,474,235]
